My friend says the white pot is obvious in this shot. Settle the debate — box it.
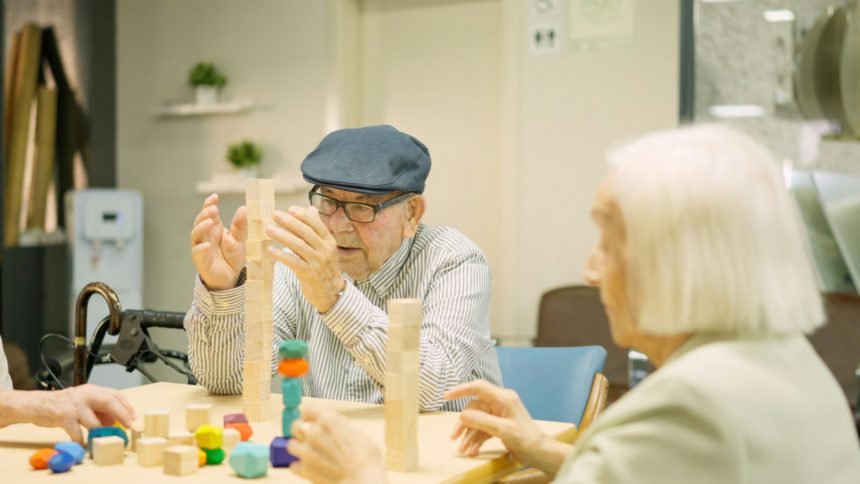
[195,86,218,105]
[236,165,259,180]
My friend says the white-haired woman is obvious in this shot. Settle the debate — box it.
[286,125,860,483]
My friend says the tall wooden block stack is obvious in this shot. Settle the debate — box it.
[244,178,275,421]
[385,298,422,471]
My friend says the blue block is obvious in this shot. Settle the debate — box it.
[54,442,85,465]
[229,442,269,478]
[278,340,308,359]
[86,427,128,455]
[281,378,302,407]
[270,436,299,467]
[48,450,75,473]
[282,407,300,437]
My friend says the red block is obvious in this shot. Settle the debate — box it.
[225,422,253,441]
[278,358,308,378]
[29,448,58,470]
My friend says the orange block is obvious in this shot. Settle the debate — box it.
[278,358,308,378]
[198,449,206,467]
[29,448,58,470]
[225,422,253,441]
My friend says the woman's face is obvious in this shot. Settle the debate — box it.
[583,175,639,348]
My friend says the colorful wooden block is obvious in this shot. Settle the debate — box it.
[168,431,194,446]
[144,409,170,438]
[54,442,84,465]
[137,437,167,467]
[29,448,58,470]
[87,426,129,455]
[198,449,207,467]
[204,447,226,465]
[281,378,302,407]
[48,450,75,473]
[225,422,253,442]
[269,436,299,467]
[92,436,125,466]
[229,442,269,479]
[164,445,198,476]
[278,358,309,377]
[282,407,301,437]
[185,403,212,432]
[224,413,249,425]
[278,340,308,359]
[223,427,242,450]
[194,424,223,450]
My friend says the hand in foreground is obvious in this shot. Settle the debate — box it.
[266,206,345,313]
[28,384,136,443]
[287,405,385,483]
[190,193,247,290]
[445,380,570,474]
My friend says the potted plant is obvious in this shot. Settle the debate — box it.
[189,62,228,104]
[227,140,263,179]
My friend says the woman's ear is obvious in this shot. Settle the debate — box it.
[402,195,426,238]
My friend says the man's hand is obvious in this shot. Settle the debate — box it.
[190,193,247,291]
[266,206,345,313]
[288,405,385,483]
[22,384,136,443]
[444,380,570,475]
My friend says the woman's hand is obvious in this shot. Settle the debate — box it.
[445,380,572,475]
[288,405,386,483]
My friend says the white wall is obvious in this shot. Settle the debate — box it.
[117,0,679,350]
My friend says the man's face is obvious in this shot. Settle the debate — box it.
[317,186,421,281]
[583,175,638,348]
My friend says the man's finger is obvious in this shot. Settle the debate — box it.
[268,246,308,275]
[229,206,248,242]
[61,419,84,443]
[444,380,505,403]
[190,219,214,245]
[459,409,506,438]
[286,206,332,243]
[267,223,315,261]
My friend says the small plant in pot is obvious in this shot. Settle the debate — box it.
[189,62,228,104]
[227,140,263,179]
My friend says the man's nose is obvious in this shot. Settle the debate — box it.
[326,206,354,233]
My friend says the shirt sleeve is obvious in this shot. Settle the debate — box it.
[184,265,297,394]
[320,248,494,411]
[554,378,742,484]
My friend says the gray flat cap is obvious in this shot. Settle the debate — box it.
[301,125,431,194]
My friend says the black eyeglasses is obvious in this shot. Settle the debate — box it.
[308,188,413,223]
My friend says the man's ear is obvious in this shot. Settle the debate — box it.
[402,195,426,238]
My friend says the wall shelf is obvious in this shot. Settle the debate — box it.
[155,98,257,117]
[196,174,309,195]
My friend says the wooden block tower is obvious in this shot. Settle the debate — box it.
[244,178,275,421]
[385,298,421,471]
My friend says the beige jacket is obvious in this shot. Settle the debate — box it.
[556,333,860,483]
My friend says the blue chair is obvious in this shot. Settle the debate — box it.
[496,346,608,427]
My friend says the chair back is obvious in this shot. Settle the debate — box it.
[496,345,607,425]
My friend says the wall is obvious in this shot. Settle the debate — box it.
[117,0,681,352]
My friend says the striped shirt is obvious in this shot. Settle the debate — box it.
[184,224,501,411]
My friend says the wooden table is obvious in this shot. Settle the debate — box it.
[0,382,575,483]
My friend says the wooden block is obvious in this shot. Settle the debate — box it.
[388,350,419,374]
[244,360,264,377]
[168,432,194,446]
[386,447,419,472]
[229,442,269,478]
[246,199,275,221]
[247,220,266,240]
[144,409,169,438]
[384,296,422,473]
[388,324,421,352]
[245,178,274,201]
[387,299,423,328]
[242,380,270,400]
[130,425,144,452]
[244,280,267,302]
[223,427,242,449]
[164,445,198,476]
[243,400,269,422]
[136,437,167,467]
[92,436,125,466]
[185,403,212,432]
[244,340,266,362]
[245,240,272,261]
[245,301,272,322]
[246,260,274,280]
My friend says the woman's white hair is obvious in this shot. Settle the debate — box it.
[608,124,824,335]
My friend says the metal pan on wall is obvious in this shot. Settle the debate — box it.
[795,7,832,121]
[841,4,860,135]
[814,5,851,131]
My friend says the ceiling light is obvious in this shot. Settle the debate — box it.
[708,104,766,118]
[763,10,795,22]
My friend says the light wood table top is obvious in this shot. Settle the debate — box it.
[0,382,575,483]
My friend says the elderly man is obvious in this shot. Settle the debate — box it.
[287,125,860,483]
[185,125,500,411]
[0,335,136,442]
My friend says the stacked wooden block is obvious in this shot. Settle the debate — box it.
[272,339,307,467]
[244,178,275,421]
[385,299,422,471]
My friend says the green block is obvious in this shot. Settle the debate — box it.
[282,407,300,437]
[278,340,308,359]
[281,378,302,407]
[204,447,225,465]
